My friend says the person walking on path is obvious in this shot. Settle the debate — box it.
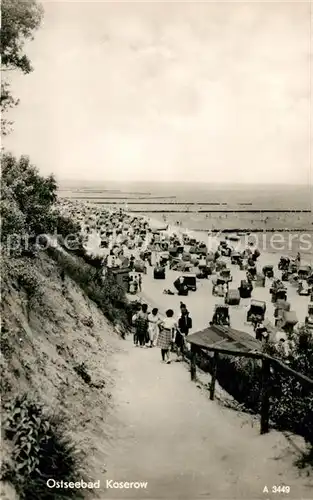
[179,302,186,313]
[129,254,135,270]
[157,309,177,364]
[135,303,149,347]
[129,276,136,295]
[147,308,161,347]
[176,306,192,361]
[132,304,142,346]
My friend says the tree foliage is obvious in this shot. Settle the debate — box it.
[1,152,58,242]
[1,0,43,134]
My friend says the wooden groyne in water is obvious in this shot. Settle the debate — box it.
[87,205,311,213]
[77,202,311,211]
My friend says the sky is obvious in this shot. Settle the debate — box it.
[3,0,312,185]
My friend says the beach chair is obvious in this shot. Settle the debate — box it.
[182,273,197,291]
[153,266,166,280]
[255,273,265,287]
[247,300,266,324]
[262,265,274,278]
[281,311,298,334]
[211,305,230,326]
[225,289,240,306]
[239,280,253,298]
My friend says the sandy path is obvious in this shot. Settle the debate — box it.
[101,337,312,500]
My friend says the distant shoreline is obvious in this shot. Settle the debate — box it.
[89,207,311,213]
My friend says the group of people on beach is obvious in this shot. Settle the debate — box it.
[132,302,193,364]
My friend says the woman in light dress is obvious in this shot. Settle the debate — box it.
[128,277,136,294]
[147,308,161,347]
[157,309,177,364]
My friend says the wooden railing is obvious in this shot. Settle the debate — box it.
[188,343,313,435]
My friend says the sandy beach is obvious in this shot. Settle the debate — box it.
[80,209,312,336]
[118,216,311,335]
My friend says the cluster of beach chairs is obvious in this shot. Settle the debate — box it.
[58,199,313,356]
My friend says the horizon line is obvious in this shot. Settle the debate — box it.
[56,179,310,187]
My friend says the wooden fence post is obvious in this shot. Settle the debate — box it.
[260,358,271,434]
[210,351,219,400]
[190,345,197,381]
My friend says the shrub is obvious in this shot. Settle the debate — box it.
[16,268,42,299]
[1,153,61,258]
[269,369,313,444]
[192,335,313,448]
[55,216,83,253]
[55,215,81,239]
[0,186,26,241]
[46,246,130,329]
[3,259,43,301]
[267,330,313,448]
[1,153,58,239]
[2,394,85,499]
